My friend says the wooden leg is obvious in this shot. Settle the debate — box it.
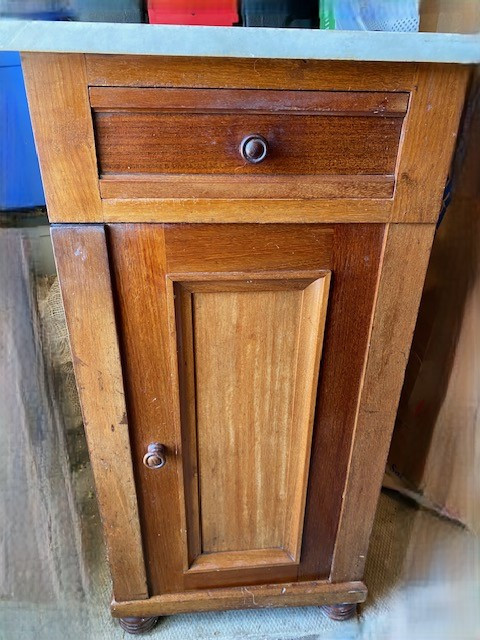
[119,616,159,634]
[323,603,357,621]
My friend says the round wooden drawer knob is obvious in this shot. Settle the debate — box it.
[143,443,166,469]
[240,135,268,164]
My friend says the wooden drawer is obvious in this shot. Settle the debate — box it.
[22,54,468,223]
[91,87,408,200]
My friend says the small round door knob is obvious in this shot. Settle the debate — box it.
[240,135,268,164]
[143,443,166,469]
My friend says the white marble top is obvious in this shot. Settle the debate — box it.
[0,19,478,64]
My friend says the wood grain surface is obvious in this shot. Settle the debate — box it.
[191,287,302,554]
[21,54,102,222]
[100,197,394,223]
[50,225,147,602]
[94,112,402,177]
[186,549,295,573]
[22,55,468,225]
[111,580,367,617]
[107,225,335,593]
[85,55,416,91]
[174,274,329,567]
[164,224,334,274]
[89,87,409,115]
[331,223,435,582]
[393,64,470,223]
[15,50,473,629]
[298,224,386,581]
[107,225,186,595]
[4,227,474,637]
[104,223,385,594]
[99,174,395,201]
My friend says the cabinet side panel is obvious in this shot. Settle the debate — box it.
[21,53,102,222]
[50,225,147,602]
[331,223,435,582]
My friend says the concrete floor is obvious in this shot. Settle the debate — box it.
[1,229,478,640]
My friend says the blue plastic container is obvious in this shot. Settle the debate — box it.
[0,51,45,211]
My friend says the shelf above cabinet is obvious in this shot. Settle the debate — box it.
[1,20,479,63]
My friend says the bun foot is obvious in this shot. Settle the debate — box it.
[323,603,357,621]
[119,616,159,634]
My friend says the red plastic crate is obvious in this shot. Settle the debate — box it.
[148,0,238,25]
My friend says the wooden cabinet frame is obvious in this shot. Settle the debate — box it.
[22,52,469,627]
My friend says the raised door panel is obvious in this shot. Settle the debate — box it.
[174,273,330,575]
[107,223,385,595]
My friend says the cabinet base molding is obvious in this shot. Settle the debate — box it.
[111,580,367,618]
[323,603,358,621]
[119,617,160,635]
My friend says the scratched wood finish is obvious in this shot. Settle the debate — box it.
[175,273,329,566]
[164,224,334,274]
[111,579,367,617]
[183,561,300,591]
[331,223,436,582]
[107,225,335,593]
[21,54,102,223]
[93,62,467,222]
[186,548,295,573]
[89,87,409,115]
[169,225,334,590]
[24,50,471,622]
[50,225,147,602]
[393,64,470,223]
[85,55,416,91]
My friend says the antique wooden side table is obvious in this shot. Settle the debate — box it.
[20,31,472,634]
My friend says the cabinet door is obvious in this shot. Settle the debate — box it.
[108,223,385,595]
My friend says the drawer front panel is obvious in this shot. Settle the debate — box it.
[95,112,402,176]
[91,87,408,200]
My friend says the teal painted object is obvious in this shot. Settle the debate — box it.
[0,51,45,211]
[320,0,336,29]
